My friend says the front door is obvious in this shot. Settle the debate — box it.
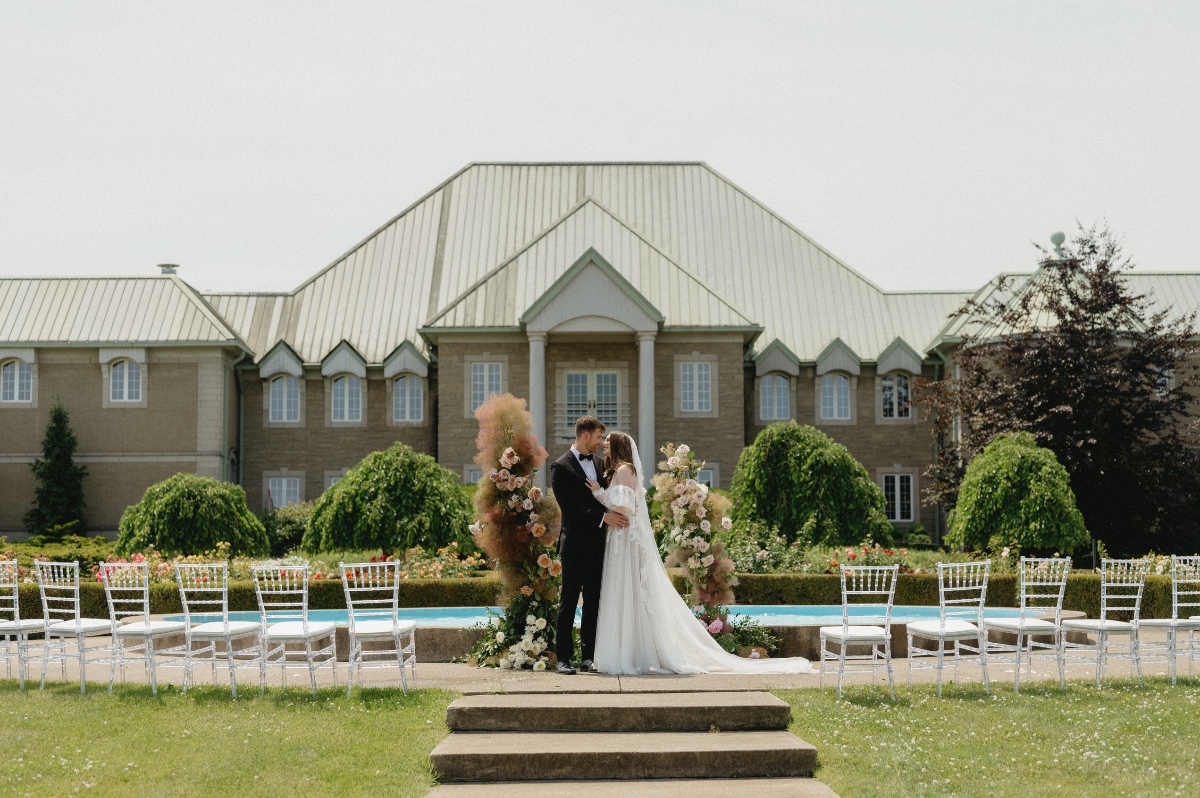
[564,369,621,431]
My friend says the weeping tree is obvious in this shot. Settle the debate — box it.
[947,432,1089,553]
[918,226,1200,555]
[731,421,894,546]
[25,402,88,539]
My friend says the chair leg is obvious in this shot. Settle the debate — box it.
[1014,629,1024,694]
[109,636,119,694]
[935,640,944,698]
[836,641,846,699]
[77,633,87,695]
[1095,631,1105,688]
[40,635,50,690]
[906,633,914,690]
[17,635,26,691]
[228,638,240,700]
[305,639,317,697]
[1168,629,1177,687]
[1132,632,1143,686]
[979,631,991,694]
[885,637,895,701]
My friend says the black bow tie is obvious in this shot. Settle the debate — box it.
[579,453,594,461]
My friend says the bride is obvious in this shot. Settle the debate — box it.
[585,431,816,675]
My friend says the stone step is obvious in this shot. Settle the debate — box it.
[446,690,791,732]
[428,777,840,797]
[430,731,817,782]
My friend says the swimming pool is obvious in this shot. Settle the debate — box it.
[166,604,1028,628]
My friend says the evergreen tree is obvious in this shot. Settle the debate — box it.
[917,227,1200,555]
[25,402,88,538]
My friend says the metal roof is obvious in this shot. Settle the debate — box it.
[0,275,247,348]
[207,162,981,364]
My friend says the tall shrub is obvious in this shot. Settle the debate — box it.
[24,402,88,539]
[303,443,474,555]
[731,421,893,546]
[260,501,314,557]
[116,473,268,557]
[947,432,1090,553]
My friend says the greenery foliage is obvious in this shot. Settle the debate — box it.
[731,421,894,546]
[115,473,268,557]
[260,501,314,557]
[303,443,475,555]
[917,226,1200,555]
[24,403,88,539]
[947,432,1090,553]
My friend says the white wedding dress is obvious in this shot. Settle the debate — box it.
[591,449,816,676]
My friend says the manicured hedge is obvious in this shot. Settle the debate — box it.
[15,572,1173,622]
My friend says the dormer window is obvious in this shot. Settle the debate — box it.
[393,374,423,422]
[821,373,851,420]
[269,375,300,422]
[760,373,790,421]
[881,372,911,419]
[0,359,32,403]
[110,359,141,403]
[331,375,362,422]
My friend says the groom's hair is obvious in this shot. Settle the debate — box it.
[574,415,605,437]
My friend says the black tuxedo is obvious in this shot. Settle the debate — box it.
[551,449,609,664]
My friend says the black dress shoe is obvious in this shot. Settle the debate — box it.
[580,659,596,673]
[555,661,577,675]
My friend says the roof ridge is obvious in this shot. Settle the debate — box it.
[169,275,252,351]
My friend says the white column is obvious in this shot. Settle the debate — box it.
[637,332,656,485]
[528,332,548,487]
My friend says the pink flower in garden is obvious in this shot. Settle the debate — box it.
[848,552,857,560]
[749,650,761,659]
[707,619,723,635]
[132,553,146,564]
[529,486,544,502]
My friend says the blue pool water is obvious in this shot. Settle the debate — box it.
[166,604,1027,628]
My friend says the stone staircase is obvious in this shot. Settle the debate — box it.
[427,691,837,797]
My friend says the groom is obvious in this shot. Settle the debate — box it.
[550,415,630,675]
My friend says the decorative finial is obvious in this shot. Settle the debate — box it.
[1049,232,1066,259]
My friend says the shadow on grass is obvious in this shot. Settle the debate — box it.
[798,674,1200,707]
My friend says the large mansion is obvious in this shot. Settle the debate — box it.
[3,162,1197,540]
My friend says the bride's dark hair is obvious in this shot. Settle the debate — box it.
[603,431,637,483]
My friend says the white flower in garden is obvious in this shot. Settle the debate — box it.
[687,556,700,569]
[533,660,546,671]
[673,483,686,495]
[495,631,505,643]
[529,486,544,502]
[686,524,696,532]
[535,618,547,630]
[491,616,502,627]
[677,444,690,455]
[700,520,712,533]
[691,536,705,549]
[529,511,540,522]
[469,523,482,536]
[526,615,537,625]
[500,658,512,669]
[668,456,681,468]
[695,539,710,553]
[523,498,534,511]
[721,517,732,530]
[702,554,715,568]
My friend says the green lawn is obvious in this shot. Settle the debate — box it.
[778,678,1200,798]
[0,681,455,798]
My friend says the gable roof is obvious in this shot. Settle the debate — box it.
[0,275,247,349]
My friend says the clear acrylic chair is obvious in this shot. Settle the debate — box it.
[1,559,45,690]
[34,560,112,693]
[176,563,262,698]
[98,562,186,696]
[1062,558,1149,687]
[819,564,899,699]
[981,556,1070,693]
[253,565,336,696]
[907,560,992,696]
[1137,556,1200,685]
[340,561,417,696]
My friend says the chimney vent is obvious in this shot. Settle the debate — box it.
[158,263,178,275]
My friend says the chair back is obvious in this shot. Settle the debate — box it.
[1170,556,1200,622]
[1017,557,1071,625]
[838,565,899,631]
[340,561,401,631]
[252,565,311,632]
[34,561,83,627]
[937,560,990,626]
[99,562,152,626]
[0,559,19,624]
[176,563,233,630]
[1098,558,1148,623]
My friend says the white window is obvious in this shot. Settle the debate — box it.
[697,469,714,488]
[881,372,911,419]
[331,375,362,422]
[1,359,32,403]
[269,376,300,422]
[680,361,711,413]
[393,374,423,422]
[464,467,484,485]
[267,477,301,508]
[110,359,142,403]
[760,373,789,420]
[883,474,914,522]
[821,373,851,420]
[564,370,621,429]
[471,362,502,413]
[326,476,342,489]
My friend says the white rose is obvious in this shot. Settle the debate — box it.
[677,444,690,455]
[533,660,546,671]
[535,618,547,630]
[702,554,715,567]
[691,536,705,549]
[686,556,701,569]
[495,632,505,643]
[523,498,534,511]
[491,616,501,627]
[668,456,682,468]
[526,615,536,625]
[700,520,712,533]
[529,512,539,523]
[696,539,710,553]
[721,517,732,530]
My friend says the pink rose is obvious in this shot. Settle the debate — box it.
[706,619,723,635]
[529,486,543,502]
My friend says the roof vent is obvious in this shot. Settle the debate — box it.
[158,263,179,275]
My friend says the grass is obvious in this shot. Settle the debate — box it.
[0,681,455,798]
[777,678,1200,798]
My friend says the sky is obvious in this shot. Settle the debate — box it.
[1,2,1197,294]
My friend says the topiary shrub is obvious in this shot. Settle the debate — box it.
[947,431,1090,553]
[259,500,314,557]
[303,442,474,555]
[115,473,268,557]
[731,421,894,546]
